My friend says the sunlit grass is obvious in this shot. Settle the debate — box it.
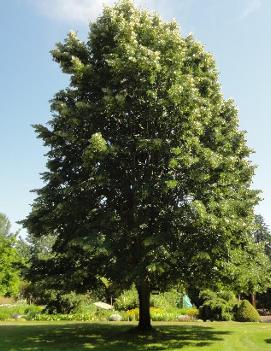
[0,321,270,350]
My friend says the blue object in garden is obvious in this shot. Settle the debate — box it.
[183,294,192,308]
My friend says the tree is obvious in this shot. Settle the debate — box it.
[223,238,271,305]
[253,214,271,258]
[15,233,57,303]
[23,0,259,330]
[250,215,271,309]
[0,237,22,296]
[0,212,12,237]
[0,214,22,297]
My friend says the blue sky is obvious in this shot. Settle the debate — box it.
[0,0,270,236]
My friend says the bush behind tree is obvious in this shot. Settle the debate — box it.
[114,286,183,311]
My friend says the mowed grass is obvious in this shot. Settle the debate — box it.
[0,321,271,351]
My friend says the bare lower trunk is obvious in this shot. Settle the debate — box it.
[251,293,256,308]
[137,280,152,331]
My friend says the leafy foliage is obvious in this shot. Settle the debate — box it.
[17,233,59,304]
[31,309,113,322]
[151,289,183,309]
[253,215,271,258]
[0,304,43,320]
[23,0,259,329]
[121,306,198,322]
[0,213,12,237]
[45,292,93,314]
[199,289,237,321]
[222,238,271,295]
[114,286,183,311]
[0,235,22,297]
[114,285,138,311]
[235,300,260,322]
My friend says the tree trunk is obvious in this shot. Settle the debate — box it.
[137,280,152,331]
[251,293,256,308]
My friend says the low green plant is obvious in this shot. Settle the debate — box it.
[120,306,198,322]
[32,308,112,322]
[0,305,27,320]
[32,313,93,321]
[45,292,93,314]
[121,307,170,322]
[151,289,183,309]
[235,300,260,322]
[115,287,183,312]
[24,305,44,319]
[0,304,43,320]
[114,285,138,311]
[151,308,179,322]
[179,307,199,318]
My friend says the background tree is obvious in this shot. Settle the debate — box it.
[16,233,57,304]
[0,237,22,297]
[0,213,22,297]
[223,238,271,306]
[0,212,12,237]
[188,216,271,309]
[253,214,271,257]
[250,215,271,309]
[23,0,259,330]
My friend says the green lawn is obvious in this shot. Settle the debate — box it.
[0,321,270,351]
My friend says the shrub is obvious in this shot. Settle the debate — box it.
[24,305,44,319]
[151,289,182,309]
[0,304,42,320]
[122,308,139,321]
[32,308,112,322]
[114,286,138,311]
[115,287,183,311]
[95,308,113,321]
[150,307,178,321]
[199,290,237,321]
[0,305,27,320]
[179,307,199,318]
[120,306,198,322]
[120,307,170,322]
[235,300,260,322]
[45,292,92,314]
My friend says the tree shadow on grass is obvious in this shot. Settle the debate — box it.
[0,323,232,351]
[265,338,271,344]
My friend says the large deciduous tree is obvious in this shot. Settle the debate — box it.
[23,0,259,330]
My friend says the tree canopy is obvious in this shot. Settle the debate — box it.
[223,238,271,297]
[23,0,259,330]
